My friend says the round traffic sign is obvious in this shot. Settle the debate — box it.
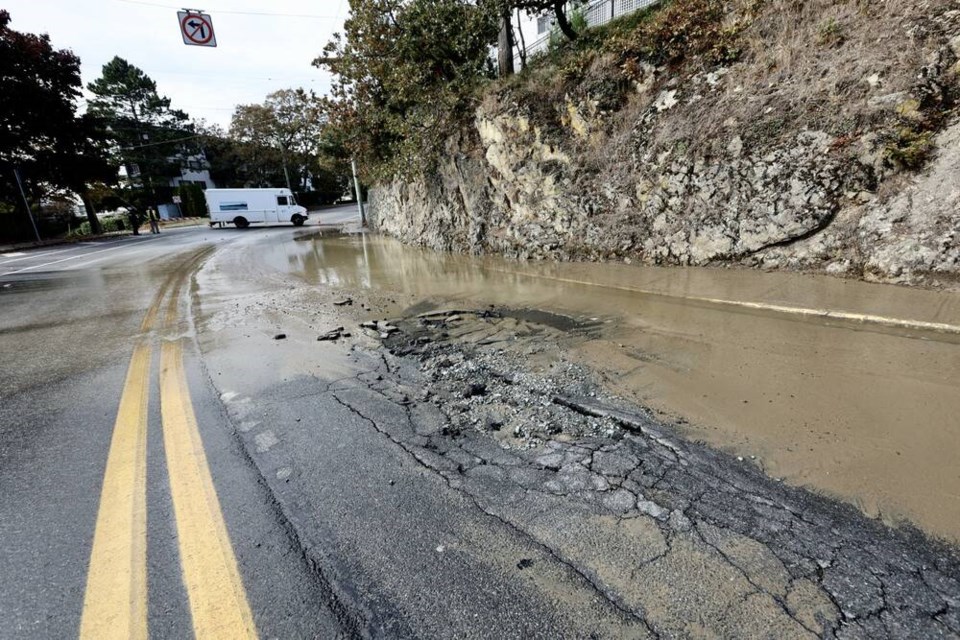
[180,12,213,45]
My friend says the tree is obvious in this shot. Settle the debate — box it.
[315,0,500,181]
[230,89,348,196]
[230,89,325,191]
[177,183,206,217]
[197,124,244,188]
[87,56,193,214]
[0,10,114,239]
[514,0,578,41]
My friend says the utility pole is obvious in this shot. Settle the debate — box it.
[128,101,160,215]
[498,6,515,77]
[351,157,366,227]
[13,168,41,243]
[279,143,293,192]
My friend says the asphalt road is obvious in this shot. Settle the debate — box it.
[0,220,351,638]
[1,207,626,638]
[2,208,958,639]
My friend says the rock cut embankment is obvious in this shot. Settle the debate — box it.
[370,0,960,287]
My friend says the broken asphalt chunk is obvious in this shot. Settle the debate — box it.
[317,327,348,341]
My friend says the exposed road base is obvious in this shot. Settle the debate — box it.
[315,310,960,638]
[201,277,960,638]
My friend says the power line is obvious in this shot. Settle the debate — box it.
[146,69,326,81]
[120,133,204,150]
[115,0,339,19]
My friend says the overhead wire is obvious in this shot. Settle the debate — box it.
[120,133,205,150]
[115,0,339,19]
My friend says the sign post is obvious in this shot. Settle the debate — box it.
[177,10,217,47]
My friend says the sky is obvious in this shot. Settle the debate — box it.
[4,0,347,128]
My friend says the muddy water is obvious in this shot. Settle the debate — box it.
[258,231,960,541]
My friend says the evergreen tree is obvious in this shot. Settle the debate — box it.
[87,56,193,212]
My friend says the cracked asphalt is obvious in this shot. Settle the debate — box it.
[334,314,960,638]
[203,271,960,638]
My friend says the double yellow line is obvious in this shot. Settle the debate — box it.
[79,262,257,639]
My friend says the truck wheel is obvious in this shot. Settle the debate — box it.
[291,215,305,227]
[233,216,250,229]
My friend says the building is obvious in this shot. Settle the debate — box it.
[161,150,216,220]
[507,0,661,68]
[169,150,216,191]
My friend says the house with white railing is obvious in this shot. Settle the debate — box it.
[506,0,661,69]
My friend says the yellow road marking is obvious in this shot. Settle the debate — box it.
[140,278,172,332]
[160,339,257,639]
[80,275,173,637]
[82,247,252,639]
[79,343,151,640]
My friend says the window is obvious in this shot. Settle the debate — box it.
[277,196,289,206]
[537,16,552,34]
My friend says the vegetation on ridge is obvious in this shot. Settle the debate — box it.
[318,0,958,186]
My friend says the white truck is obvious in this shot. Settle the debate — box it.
[205,188,309,228]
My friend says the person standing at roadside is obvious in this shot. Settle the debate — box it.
[148,207,160,234]
[128,207,141,236]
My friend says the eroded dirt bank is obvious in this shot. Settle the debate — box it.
[190,228,960,638]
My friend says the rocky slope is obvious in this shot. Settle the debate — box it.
[369,0,960,287]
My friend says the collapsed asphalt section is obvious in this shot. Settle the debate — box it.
[221,308,960,638]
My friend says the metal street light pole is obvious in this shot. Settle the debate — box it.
[351,157,367,227]
[13,168,41,242]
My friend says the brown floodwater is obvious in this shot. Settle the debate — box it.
[246,230,960,541]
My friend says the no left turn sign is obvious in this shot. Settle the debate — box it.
[177,11,217,47]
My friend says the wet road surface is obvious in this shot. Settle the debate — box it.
[240,230,960,542]
[2,208,959,638]
[0,224,346,637]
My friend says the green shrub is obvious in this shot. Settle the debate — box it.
[816,18,845,47]
[884,127,934,170]
[177,184,207,217]
[69,215,127,238]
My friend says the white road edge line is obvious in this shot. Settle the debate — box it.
[0,235,146,266]
[488,267,960,337]
[0,237,158,276]
[65,245,164,270]
[61,231,203,271]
